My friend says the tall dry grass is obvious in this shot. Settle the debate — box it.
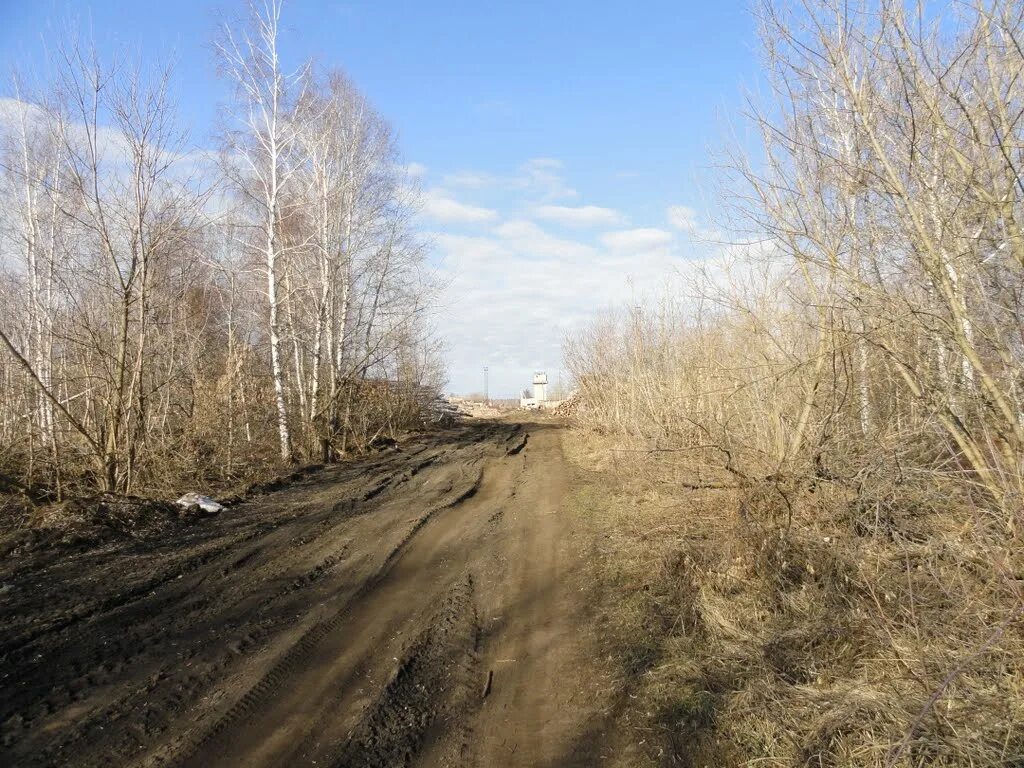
[565,2,1024,763]
[566,424,1024,766]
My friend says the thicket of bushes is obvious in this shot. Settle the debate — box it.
[0,2,444,501]
[566,1,1024,764]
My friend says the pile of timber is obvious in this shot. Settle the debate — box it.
[552,391,581,417]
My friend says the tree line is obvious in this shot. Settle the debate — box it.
[568,0,1024,512]
[0,0,443,497]
[564,2,1024,762]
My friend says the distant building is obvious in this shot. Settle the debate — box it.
[520,371,562,410]
[533,372,547,402]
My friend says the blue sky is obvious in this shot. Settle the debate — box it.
[0,0,761,397]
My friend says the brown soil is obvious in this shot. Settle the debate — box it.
[0,419,611,768]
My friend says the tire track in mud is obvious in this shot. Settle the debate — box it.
[2,527,343,764]
[124,452,463,752]
[0,454,405,664]
[19,533,363,768]
[0,421,602,768]
[4,440,446,675]
[1,526,267,660]
[155,462,489,768]
[330,576,480,768]
[0,425,506,767]
[86,469,482,766]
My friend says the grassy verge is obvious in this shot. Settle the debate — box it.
[564,428,1024,767]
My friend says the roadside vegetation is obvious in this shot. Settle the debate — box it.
[566,1,1024,765]
[0,0,443,513]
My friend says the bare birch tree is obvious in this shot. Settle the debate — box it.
[216,0,306,462]
[0,1,442,495]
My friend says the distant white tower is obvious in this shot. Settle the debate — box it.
[533,372,548,403]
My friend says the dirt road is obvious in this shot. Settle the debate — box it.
[1,420,610,767]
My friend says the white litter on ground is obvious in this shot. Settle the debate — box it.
[175,493,225,514]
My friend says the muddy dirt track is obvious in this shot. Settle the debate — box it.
[0,420,611,768]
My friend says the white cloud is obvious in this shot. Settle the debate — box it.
[533,205,624,228]
[0,97,38,126]
[516,157,577,200]
[443,170,497,188]
[433,221,697,397]
[667,204,724,242]
[599,227,674,253]
[0,97,139,165]
[493,219,596,261]
[667,205,698,231]
[435,158,577,202]
[405,162,428,178]
[0,97,218,211]
[429,232,512,264]
[421,162,750,398]
[420,188,498,224]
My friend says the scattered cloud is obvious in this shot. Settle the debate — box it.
[405,164,741,396]
[493,219,596,261]
[533,204,624,228]
[667,204,723,242]
[0,97,142,165]
[405,161,428,178]
[429,232,511,265]
[0,97,37,125]
[433,223,694,398]
[436,158,578,202]
[516,157,577,200]
[443,170,498,188]
[0,97,217,205]
[599,227,674,253]
[667,205,698,231]
[420,188,498,224]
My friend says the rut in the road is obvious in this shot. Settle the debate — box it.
[164,463,488,768]
[333,576,480,768]
[1,421,612,768]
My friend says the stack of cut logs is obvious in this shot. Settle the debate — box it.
[552,391,581,417]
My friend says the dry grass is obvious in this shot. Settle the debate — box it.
[565,429,1024,768]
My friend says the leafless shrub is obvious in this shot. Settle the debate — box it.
[0,1,444,503]
[566,1,1024,764]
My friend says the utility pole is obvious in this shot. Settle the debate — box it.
[484,366,489,405]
